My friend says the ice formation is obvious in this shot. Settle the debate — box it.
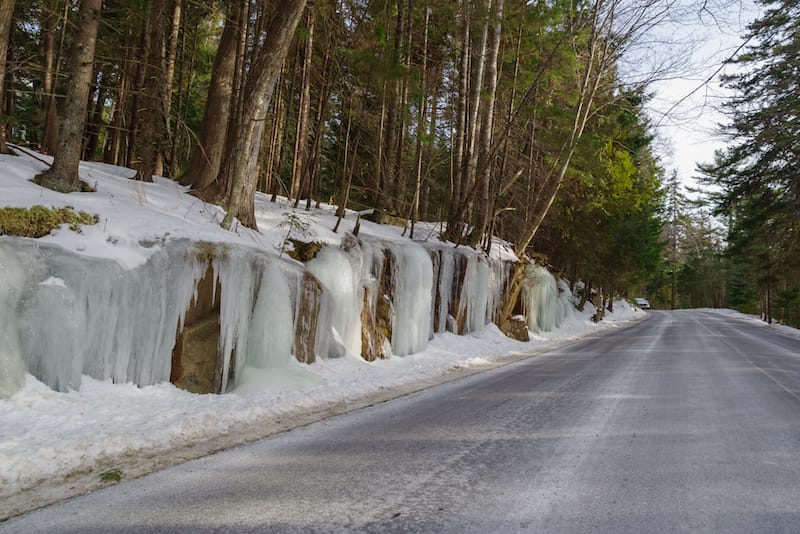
[307,245,363,357]
[0,232,575,396]
[0,239,205,393]
[0,244,26,398]
[390,242,433,356]
[523,264,573,332]
[246,263,294,369]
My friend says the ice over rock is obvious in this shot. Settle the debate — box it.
[0,234,573,397]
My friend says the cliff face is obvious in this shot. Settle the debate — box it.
[0,234,566,398]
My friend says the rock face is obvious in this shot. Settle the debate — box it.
[171,262,223,394]
[293,273,322,364]
[360,248,395,361]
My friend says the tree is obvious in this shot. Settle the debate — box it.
[0,0,14,155]
[698,0,800,325]
[184,2,240,191]
[34,0,102,192]
[133,0,169,182]
[220,0,308,230]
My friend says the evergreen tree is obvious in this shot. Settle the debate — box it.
[698,0,800,324]
[0,0,13,154]
[34,0,102,193]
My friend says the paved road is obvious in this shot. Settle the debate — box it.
[4,310,800,533]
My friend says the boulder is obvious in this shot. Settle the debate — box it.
[500,316,530,342]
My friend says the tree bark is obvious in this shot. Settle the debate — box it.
[158,0,182,176]
[409,4,430,239]
[39,0,59,154]
[126,22,150,168]
[290,9,314,202]
[34,0,102,192]
[103,28,136,166]
[0,0,14,154]
[83,67,107,160]
[185,2,239,190]
[474,0,503,244]
[133,0,168,182]
[221,0,309,230]
[446,4,471,239]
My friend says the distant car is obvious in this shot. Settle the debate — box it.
[634,297,651,310]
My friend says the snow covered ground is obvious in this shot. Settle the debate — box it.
[0,148,655,517]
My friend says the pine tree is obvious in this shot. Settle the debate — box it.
[698,0,800,324]
[0,0,13,154]
[34,0,102,193]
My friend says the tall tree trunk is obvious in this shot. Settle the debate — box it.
[40,0,64,155]
[34,0,102,192]
[160,0,181,174]
[103,29,135,165]
[262,68,284,195]
[186,2,239,191]
[420,65,441,222]
[290,9,314,202]
[452,0,490,241]
[409,4,430,239]
[126,22,150,168]
[446,4,470,238]
[221,0,309,230]
[304,26,334,211]
[377,0,404,212]
[134,0,168,182]
[83,67,107,160]
[0,0,13,154]
[474,0,503,244]
[393,0,413,214]
[334,96,355,231]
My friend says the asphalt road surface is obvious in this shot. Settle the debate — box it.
[4,309,800,533]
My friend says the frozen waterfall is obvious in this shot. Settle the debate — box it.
[523,265,573,332]
[0,232,577,397]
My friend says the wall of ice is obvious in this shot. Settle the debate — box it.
[523,264,574,332]
[0,234,575,397]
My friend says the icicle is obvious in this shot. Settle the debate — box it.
[390,242,433,356]
[306,245,363,357]
[486,257,508,325]
[3,240,202,392]
[457,254,490,334]
[523,265,562,332]
[214,248,259,391]
[0,243,28,398]
[245,263,294,368]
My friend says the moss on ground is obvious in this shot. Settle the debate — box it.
[0,205,99,238]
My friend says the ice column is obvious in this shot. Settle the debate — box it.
[245,263,294,368]
[0,245,27,398]
[390,243,433,356]
[307,245,363,357]
[523,265,560,332]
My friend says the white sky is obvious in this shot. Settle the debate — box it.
[640,0,762,189]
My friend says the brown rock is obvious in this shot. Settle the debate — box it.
[294,273,322,363]
[171,262,224,394]
[500,316,530,342]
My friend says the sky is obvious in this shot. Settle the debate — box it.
[641,0,763,189]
